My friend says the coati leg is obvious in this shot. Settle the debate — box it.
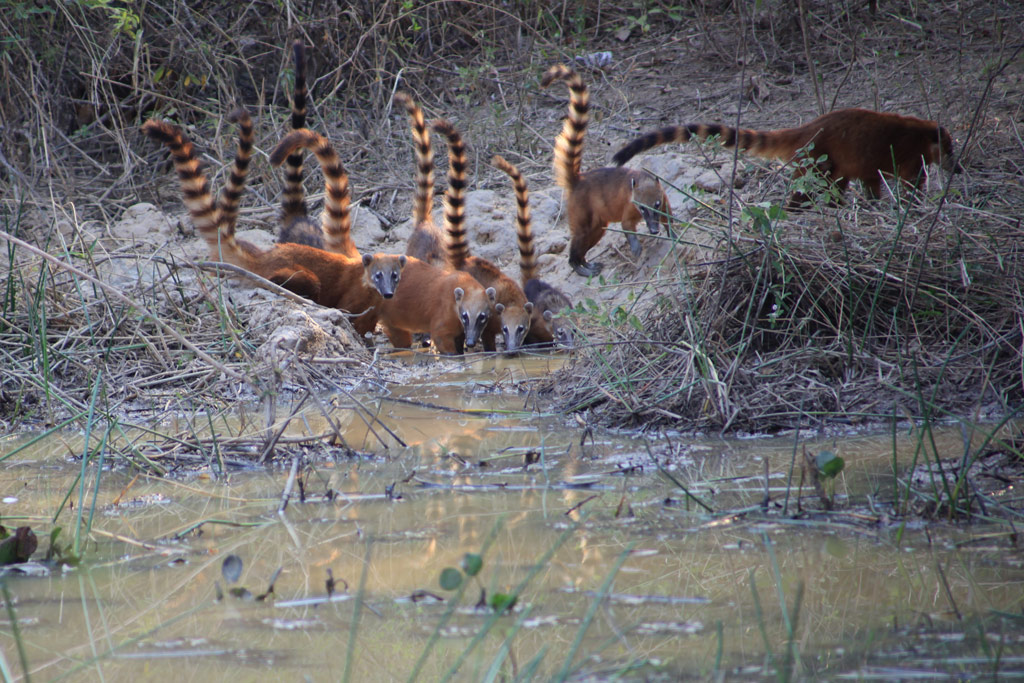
[619,205,643,257]
[382,325,414,350]
[567,207,608,277]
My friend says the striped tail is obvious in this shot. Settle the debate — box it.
[432,118,470,270]
[280,40,309,225]
[540,64,588,190]
[141,119,234,256]
[217,107,253,233]
[492,155,535,285]
[612,123,765,165]
[270,128,357,259]
[395,92,434,227]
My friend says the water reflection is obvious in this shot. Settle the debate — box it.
[1,362,1022,680]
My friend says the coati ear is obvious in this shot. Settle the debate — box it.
[485,287,497,303]
[362,253,373,267]
[524,302,534,314]
[543,310,555,322]
[495,303,505,314]
[399,255,408,268]
[454,287,465,303]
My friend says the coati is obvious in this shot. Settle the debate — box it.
[142,116,405,337]
[376,261,497,355]
[492,155,574,348]
[432,119,533,354]
[395,92,446,266]
[612,108,960,206]
[269,128,409,304]
[541,64,672,277]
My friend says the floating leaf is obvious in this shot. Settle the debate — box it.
[461,553,483,577]
[439,567,463,591]
[228,587,254,601]
[488,592,517,613]
[815,451,845,479]
[221,554,243,584]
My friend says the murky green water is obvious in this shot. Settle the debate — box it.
[1,356,1022,680]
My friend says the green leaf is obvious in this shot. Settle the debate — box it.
[815,451,845,479]
[488,592,517,613]
[461,553,483,577]
[439,567,463,591]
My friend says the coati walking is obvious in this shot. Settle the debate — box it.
[432,119,533,354]
[612,108,960,206]
[541,64,672,277]
[395,92,446,266]
[142,115,404,337]
[492,155,574,348]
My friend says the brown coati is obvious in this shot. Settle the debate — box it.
[612,108,960,207]
[492,155,574,348]
[270,128,409,301]
[541,64,672,277]
[432,119,533,354]
[142,116,405,338]
[395,92,446,266]
[376,260,497,355]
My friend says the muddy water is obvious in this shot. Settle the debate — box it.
[1,356,1022,680]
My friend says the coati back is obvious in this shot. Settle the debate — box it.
[143,117,404,337]
[433,119,533,354]
[276,40,327,249]
[395,92,446,266]
[493,155,574,348]
[541,64,672,277]
[612,108,960,206]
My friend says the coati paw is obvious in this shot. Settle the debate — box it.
[571,260,603,277]
[626,233,642,257]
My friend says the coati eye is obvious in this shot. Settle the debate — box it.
[517,325,524,334]
[461,312,469,324]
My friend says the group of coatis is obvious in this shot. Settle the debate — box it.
[143,41,573,356]
[143,41,960,356]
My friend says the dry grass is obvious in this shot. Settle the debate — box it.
[553,196,1024,430]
